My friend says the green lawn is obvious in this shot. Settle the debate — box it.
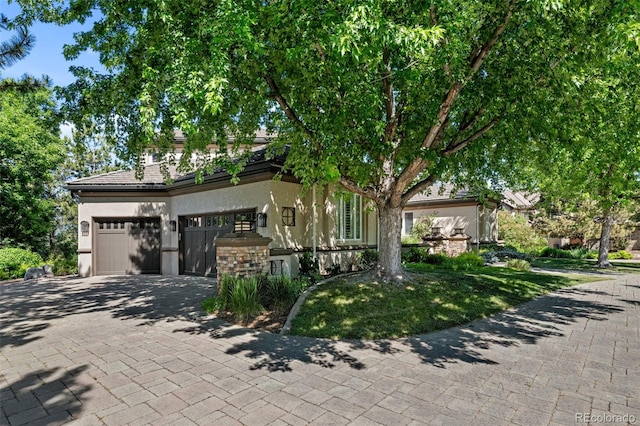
[289,265,604,340]
[531,257,640,274]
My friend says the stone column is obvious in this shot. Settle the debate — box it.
[215,232,272,284]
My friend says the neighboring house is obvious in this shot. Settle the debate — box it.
[500,190,539,217]
[402,185,499,248]
[67,147,378,278]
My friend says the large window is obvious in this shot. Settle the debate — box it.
[337,194,362,240]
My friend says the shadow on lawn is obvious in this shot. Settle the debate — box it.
[405,286,624,368]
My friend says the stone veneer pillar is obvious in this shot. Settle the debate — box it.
[422,229,471,257]
[215,232,272,284]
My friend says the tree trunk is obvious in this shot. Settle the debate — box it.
[596,213,614,268]
[376,204,404,280]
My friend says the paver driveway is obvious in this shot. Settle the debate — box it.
[1,273,639,425]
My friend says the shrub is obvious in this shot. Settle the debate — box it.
[539,247,595,260]
[0,248,44,280]
[47,253,78,276]
[493,248,532,261]
[299,251,318,275]
[228,276,263,322]
[506,259,531,271]
[442,252,485,270]
[609,250,632,260]
[480,250,499,265]
[498,211,548,253]
[402,247,447,265]
[358,249,379,269]
[260,275,301,314]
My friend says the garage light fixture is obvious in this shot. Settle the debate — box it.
[170,220,177,232]
[80,221,90,236]
[257,213,267,228]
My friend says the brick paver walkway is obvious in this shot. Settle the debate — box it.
[1,273,638,425]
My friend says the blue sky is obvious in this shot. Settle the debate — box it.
[1,1,104,87]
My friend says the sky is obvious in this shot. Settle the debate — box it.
[1,1,104,87]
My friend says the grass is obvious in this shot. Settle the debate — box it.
[531,257,640,274]
[289,265,603,340]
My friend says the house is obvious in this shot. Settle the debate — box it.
[68,134,502,278]
[402,185,499,249]
[500,190,539,217]
[67,146,379,278]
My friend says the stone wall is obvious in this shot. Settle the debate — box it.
[215,233,272,283]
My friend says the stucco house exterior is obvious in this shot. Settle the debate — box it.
[67,146,380,278]
[67,134,501,278]
[402,185,499,249]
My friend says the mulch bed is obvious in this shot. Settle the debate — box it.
[214,310,289,334]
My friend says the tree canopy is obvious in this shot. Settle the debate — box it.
[0,81,63,253]
[15,0,640,277]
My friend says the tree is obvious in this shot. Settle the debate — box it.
[533,199,636,251]
[18,0,639,278]
[503,14,640,267]
[0,81,64,254]
[0,13,35,69]
[52,125,121,257]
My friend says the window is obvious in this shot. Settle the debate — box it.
[282,207,295,226]
[404,212,414,234]
[337,194,362,240]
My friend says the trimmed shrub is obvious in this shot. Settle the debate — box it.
[442,252,485,270]
[506,259,531,271]
[0,248,43,280]
[539,247,596,260]
[609,250,632,260]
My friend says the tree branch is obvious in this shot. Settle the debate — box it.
[338,176,379,201]
[263,74,316,143]
[466,0,516,83]
[382,48,397,143]
[444,114,503,156]
[401,174,437,205]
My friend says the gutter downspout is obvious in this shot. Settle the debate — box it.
[476,204,480,251]
[312,184,317,261]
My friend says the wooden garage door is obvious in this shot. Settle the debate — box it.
[95,219,161,275]
[180,210,255,276]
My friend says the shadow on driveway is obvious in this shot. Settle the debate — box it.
[0,275,219,349]
[0,275,629,374]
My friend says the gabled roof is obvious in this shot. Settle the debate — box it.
[407,184,475,204]
[66,147,289,193]
[501,190,539,210]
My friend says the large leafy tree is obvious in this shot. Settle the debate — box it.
[504,14,640,267]
[0,81,64,254]
[17,0,638,278]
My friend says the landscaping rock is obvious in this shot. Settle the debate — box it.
[24,265,54,280]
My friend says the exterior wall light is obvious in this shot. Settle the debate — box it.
[170,220,177,232]
[80,221,90,237]
[257,213,267,228]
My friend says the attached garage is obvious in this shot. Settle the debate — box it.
[94,218,161,275]
[180,210,256,276]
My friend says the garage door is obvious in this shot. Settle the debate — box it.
[180,210,255,276]
[95,218,161,275]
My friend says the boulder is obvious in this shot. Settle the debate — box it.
[24,265,54,280]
